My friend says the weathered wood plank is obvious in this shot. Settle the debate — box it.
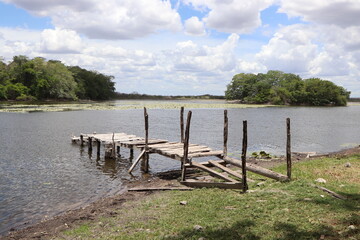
[128,187,193,192]
[208,160,253,183]
[191,162,237,182]
[188,150,223,158]
[181,180,242,189]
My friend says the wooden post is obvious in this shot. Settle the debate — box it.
[111,133,116,159]
[142,107,149,173]
[180,107,184,143]
[223,110,228,157]
[286,118,292,180]
[130,148,134,160]
[80,134,84,147]
[96,139,101,156]
[181,111,192,182]
[88,137,92,152]
[242,120,248,192]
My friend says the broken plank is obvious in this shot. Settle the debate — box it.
[128,187,193,192]
[191,162,238,182]
[208,160,254,183]
[188,150,223,158]
[181,180,242,189]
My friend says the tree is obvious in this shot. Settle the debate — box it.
[225,71,350,106]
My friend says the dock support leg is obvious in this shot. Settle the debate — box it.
[80,134,84,147]
[117,145,120,155]
[130,148,134,160]
[88,137,92,152]
[96,140,101,157]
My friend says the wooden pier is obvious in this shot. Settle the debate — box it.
[72,107,291,191]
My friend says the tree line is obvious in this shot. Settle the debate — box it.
[225,70,350,106]
[0,55,115,101]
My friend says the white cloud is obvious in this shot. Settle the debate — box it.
[185,17,206,36]
[3,0,182,39]
[40,28,83,53]
[256,24,318,73]
[183,0,274,34]
[279,0,360,27]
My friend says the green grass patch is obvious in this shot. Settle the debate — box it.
[57,155,359,240]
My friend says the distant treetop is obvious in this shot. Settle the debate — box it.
[0,55,115,101]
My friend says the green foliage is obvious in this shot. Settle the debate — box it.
[0,55,116,101]
[226,70,350,106]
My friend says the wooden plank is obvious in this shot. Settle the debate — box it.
[181,180,242,189]
[209,160,242,180]
[128,187,193,192]
[128,149,146,173]
[188,150,224,158]
[191,162,237,182]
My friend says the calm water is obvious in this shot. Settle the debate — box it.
[1,102,360,235]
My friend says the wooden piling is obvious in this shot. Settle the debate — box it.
[180,107,184,143]
[142,107,149,173]
[286,118,291,179]
[80,134,84,147]
[181,111,192,182]
[241,120,248,192]
[96,139,101,156]
[88,137,92,152]
[111,133,115,158]
[223,110,228,157]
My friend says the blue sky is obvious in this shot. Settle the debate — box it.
[1,0,360,96]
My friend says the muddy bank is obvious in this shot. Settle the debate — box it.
[1,146,359,240]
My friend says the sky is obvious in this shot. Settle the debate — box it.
[0,0,360,97]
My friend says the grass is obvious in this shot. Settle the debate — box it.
[58,154,359,240]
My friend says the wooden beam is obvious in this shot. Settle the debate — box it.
[128,149,146,173]
[223,156,289,182]
[191,162,237,182]
[181,180,242,189]
[142,107,149,173]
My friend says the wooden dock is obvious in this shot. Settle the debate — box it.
[72,107,291,191]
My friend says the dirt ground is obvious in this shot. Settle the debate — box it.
[1,146,359,240]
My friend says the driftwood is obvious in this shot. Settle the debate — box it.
[208,160,255,183]
[223,156,289,182]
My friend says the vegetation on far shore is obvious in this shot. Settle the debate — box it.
[0,55,116,101]
[56,154,359,240]
[226,70,351,106]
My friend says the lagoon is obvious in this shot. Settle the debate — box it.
[0,100,359,235]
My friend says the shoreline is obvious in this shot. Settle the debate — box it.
[1,146,359,239]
